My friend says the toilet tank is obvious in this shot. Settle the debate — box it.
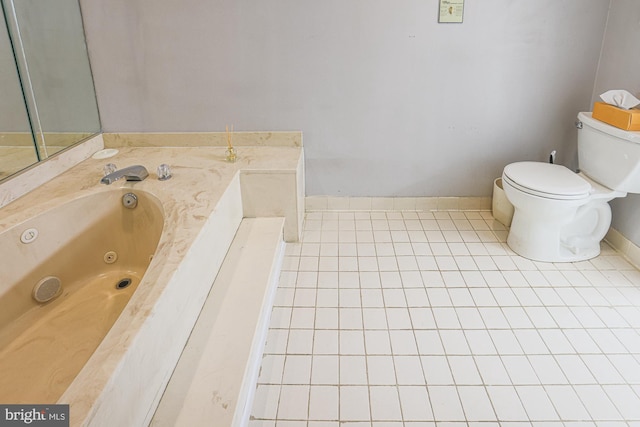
[577,112,640,193]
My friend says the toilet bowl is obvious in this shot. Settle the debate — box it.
[502,112,640,263]
[502,162,624,262]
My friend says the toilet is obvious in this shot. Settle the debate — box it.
[502,112,640,262]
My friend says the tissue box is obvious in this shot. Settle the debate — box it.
[592,102,640,131]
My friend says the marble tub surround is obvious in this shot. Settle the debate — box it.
[0,145,303,426]
[151,218,285,427]
[101,131,305,241]
[103,131,302,148]
[0,130,301,209]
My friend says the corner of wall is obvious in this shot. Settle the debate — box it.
[589,0,613,105]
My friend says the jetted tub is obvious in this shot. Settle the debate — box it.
[0,144,302,426]
[0,189,164,403]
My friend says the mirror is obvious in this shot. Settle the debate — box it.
[0,0,100,181]
[0,9,36,180]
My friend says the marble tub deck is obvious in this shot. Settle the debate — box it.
[0,144,303,426]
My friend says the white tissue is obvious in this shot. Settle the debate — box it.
[600,89,640,110]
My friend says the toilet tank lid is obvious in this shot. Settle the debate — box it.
[503,162,591,198]
[579,112,640,144]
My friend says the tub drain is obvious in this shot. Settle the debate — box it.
[116,278,132,290]
[33,276,62,303]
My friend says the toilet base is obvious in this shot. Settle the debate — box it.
[507,228,601,263]
[506,200,611,263]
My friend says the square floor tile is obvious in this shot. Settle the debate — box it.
[367,355,397,385]
[315,307,338,329]
[398,386,434,421]
[528,355,568,384]
[290,307,316,329]
[339,307,364,329]
[308,386,338,420]
[314,330,338,355]
[408,308,437,329]
[340,330,366,354]
[439,330,471,355]
[448,355,482,385]
[364,330,392,355]
[421,355,454,385]
[502,355,540,385]
[264,329,289,354]
[474,356,511,385]
[340,355,368,385]
[386,307,412,329]
[464,330,497,355]
[486,385,528,421]
[414,330,445,355]
[428,385,465,421]
[457,385,497,421]
[405,288,430,307]
[311,355,339,385]
[489,330,523,355]
[389,330,419,355]
[271,307,292,329]
[258,354,286,384]
[340,289,362,307]
[515,386,559,421]
[340,386,371,421]
[603,384,640,419]
[362,308,388,329]
[544,385,590,420]
[361,289,384,307]
[555,355,596,384]
[573,385,623,420]
[394,355,426,385]
[369,386,403,421]
[282,355,312,384]
[278,385,310,420]
[432,308,461,329]
[252,384,281,419]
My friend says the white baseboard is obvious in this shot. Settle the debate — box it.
[605,227,640,269]
[306,196,492,211]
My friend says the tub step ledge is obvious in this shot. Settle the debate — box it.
[150,217,286,427]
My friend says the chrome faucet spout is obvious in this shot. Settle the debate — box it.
[100,165,149,185]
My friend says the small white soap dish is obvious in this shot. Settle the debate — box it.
[92,148,119,159]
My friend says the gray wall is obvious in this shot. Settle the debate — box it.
[592,0,640,246]
[80,0,609,197]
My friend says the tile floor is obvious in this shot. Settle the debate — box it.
[249,210,640,427]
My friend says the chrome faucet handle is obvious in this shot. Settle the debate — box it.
[103,163,117,176]
[157,164,172,181]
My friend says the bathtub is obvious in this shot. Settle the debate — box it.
[0,190,164,404]
[0,144,303,426]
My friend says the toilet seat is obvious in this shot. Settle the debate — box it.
[503,162,591,200]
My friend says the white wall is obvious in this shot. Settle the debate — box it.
[592,0,640,246]
[80,0,609,197]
